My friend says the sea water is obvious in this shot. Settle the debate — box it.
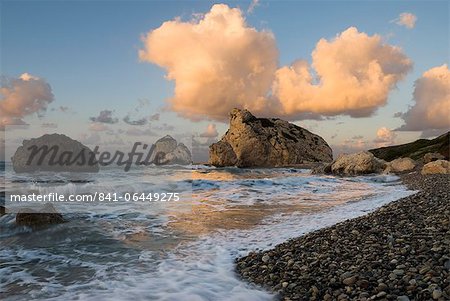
[0,162,415,301]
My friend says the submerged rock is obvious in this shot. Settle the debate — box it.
[421,160,450,175]
[209,108,332,167]
[330,151,386,175]
[16,203,66,227]
[12,133,99,173]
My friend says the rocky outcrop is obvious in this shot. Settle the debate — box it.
[207,141,237,167]
[423,152,445,164]
[421,160,450,175]
[383,157,416,174]
[16,204,66,227]
[208,109,332,167]
[369,131,449,161]
[329,151,386,176]
[150,135,192,165]
[12,134,99,173]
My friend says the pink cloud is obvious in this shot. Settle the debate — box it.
[140,5,412,122]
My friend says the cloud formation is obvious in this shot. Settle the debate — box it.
[0,73,54,128]
[90,110,119,124]
[247,0,259,14]
[373,127,397,146]
[139,4,279,121]
[397,64,450,132]
[123,115,148,126]
[273,27,412,118]
[395,12,417,29]
[200,123,219,138]
[140,5,412,121]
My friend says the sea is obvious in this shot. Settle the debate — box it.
[0,161,416,301]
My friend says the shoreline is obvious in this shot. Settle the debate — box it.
[236,171,450,301]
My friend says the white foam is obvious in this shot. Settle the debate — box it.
[0,167,416,301]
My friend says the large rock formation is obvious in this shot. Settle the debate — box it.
[12,134,99,173]
[383,157,416,174]
[369,131,449,161]
[329,151,386,176]
[421,160,450,175]
[209,109,332,167]
[149,135,192,165]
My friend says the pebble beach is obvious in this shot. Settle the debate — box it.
[236,172,450,301]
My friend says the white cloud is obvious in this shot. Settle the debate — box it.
[19,73,39,81]
[397,64,450,132]
[395,12,417,29]
[373,127,397,146]
[272,27,412,118]
[139,4,278,121]
[247,0,259,14]
[140,5,412,122]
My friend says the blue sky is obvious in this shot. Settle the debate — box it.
[1,0,449,160]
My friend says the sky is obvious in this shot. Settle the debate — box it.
[0,0,449,161]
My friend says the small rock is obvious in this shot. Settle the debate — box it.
[262,255,270,263]
[376,291,387,298]
[377,283,388,292]
[432,289,442,299]
[393,269,405,276]
[343,276,357,286]
[444,260,450,270]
